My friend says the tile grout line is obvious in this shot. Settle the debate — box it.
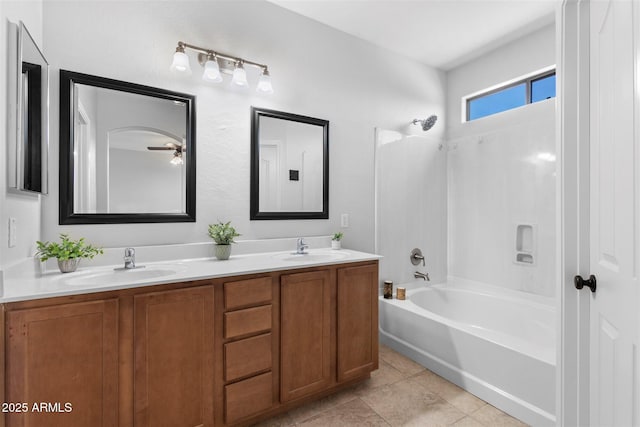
[357,396,393,427]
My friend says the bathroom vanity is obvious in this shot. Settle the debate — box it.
[0,250,379,426]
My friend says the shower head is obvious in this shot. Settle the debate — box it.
[412,115,438,131]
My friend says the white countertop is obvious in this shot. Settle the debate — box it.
[1,249,381,303]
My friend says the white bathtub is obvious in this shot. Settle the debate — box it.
[379,278,556,426]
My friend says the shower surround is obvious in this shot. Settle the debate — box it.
[375,99,556,425]
[448,101,556,298]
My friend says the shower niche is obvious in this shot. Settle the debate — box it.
[514,224,535,265]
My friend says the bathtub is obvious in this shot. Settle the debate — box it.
[379,277,555,426]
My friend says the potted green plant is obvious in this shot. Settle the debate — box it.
[208,221,241,260]
[35,233,104,273]
[331,232,343,250]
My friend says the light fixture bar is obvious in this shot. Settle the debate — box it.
[177,41,268,72]
[172,41,273,93]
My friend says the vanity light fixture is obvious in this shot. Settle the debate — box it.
[170,41,273,94]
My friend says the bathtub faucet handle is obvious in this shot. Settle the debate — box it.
[410,248,425,266]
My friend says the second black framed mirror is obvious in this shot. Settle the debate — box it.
[250,107,329,220]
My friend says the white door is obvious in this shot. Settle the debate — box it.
[589,0,639,425]
[259,143,281,211]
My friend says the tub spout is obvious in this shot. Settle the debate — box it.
[414,271,430,281]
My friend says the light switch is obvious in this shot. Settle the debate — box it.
[8,217,16,248]
[341,213,349,228]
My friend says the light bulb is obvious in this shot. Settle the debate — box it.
[256,69,274,94]
[231,62,248,87]
[170,151,184,165]
[202,56,222,83]
[170,48,191,75]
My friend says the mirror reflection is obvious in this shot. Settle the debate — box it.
[8,21,49,194]
[72,85,187,213]
[60,71,196,224]
[251,107,329,220]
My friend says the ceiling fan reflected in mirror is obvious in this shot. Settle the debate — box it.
[146,142,185,165]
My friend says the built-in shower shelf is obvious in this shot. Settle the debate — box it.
[514,224,535,265]
[515,252,534,264]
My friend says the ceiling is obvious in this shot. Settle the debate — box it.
[268,0,557,70]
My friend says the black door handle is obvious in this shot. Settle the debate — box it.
[574,275,597,293]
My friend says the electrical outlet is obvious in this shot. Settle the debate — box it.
[8,217,16,248]
[340,213,349,228]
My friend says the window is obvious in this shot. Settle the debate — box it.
[531,73,556,102]
[466,70,556,121]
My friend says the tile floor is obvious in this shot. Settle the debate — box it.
[254,344,528,427]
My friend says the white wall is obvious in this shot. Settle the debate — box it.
[42,0,445,253]
[109,149,183,213]
[445,22,556,298]
[0,1,43,274]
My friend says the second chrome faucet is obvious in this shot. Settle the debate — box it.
[124,247,136,269]
[295,238,309,254]
[115,247,145,271]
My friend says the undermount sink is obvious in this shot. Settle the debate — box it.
[62,266,181,287]
[274,250,350,263]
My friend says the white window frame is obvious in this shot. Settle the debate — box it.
[462,64,556,122]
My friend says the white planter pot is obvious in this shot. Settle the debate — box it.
[331,240,341,250]
[58,258,81,273]
[214,244,232,260]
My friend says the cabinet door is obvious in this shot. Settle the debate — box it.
[6,299,119,427]
[134,286,214,427]
[280,270,332,402]
[337,264,379,382]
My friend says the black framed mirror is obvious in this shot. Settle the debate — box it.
[59,70,196,224]
[250,107,329,220]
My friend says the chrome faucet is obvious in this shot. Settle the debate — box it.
[123,247,136,269]
[295,238,309,254]
[414,271,430,281]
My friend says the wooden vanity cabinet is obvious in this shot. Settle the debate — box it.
[279,263,379,403]
[1,260,378,427]
[336,264,379,382]
[221,276,277,425]
[133,286,215,427]
[280,269,332,402]
[5,299,119,427]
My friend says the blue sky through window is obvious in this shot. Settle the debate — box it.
[468,83,526,121]
[531,74,556,102]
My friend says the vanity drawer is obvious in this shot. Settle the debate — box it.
[225,333,272,381]
[225,372,273,423]
[224,277,272,310]
[224,305,272,339]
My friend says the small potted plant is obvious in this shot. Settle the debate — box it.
[35,233,103,273]
[208,221,241,260]
[331,232,343,250]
